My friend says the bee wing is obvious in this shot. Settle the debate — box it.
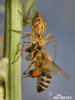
[45,34,57,62]
[49,61,70,79]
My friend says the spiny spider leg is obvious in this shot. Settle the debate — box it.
[12,41,33,64]
[21,34,31,38]
[12,48,26,64]
[18,10,33,19]
[21,32,32,38]
[15,41,32,55]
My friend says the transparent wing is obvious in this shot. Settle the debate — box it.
[49,61,70,79]
[45,34,57,62]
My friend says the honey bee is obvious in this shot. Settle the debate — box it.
[19,11,69,93]
[37,61,69,92]
[37,67,52,92]
[23,67,51,92]
[23,48,69,92]
[23,49,51,75]
[23,58,69,92]
[23,49,54,75]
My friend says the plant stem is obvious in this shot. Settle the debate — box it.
[3,0,22,100]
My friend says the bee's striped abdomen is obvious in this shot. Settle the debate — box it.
[37,68,52,92]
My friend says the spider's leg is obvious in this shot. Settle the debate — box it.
[12,40,33,64]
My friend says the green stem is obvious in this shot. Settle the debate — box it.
[3,0,22,100]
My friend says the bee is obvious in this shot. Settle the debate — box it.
[23,59,69,92]
[37,67,51,92]
[23,48,69,92]
[18,11,69,93]
[23,67,51,92]
[37,62,69,92]
[23,49,52,75]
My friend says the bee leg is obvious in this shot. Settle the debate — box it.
[21,71,31,79]
[25,51,35,61]
[22,70,31,78]
[25,55,30,60]
[22,74,30,78]
[23,64,32,76]
[25,54,33,61]
[23,61,37,75]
